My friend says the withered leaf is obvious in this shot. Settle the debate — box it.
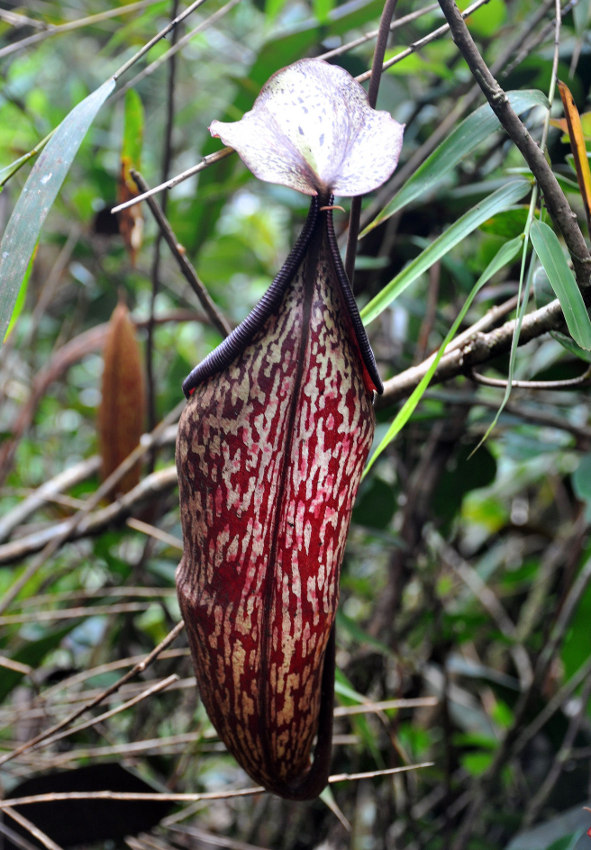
[99,301,145,497]
[116,158,144,266]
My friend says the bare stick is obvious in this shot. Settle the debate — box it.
[377,292,583,408]
[112,0,210,82]
[356,0,491,82]
[0,398,181,609]
[469,365,591,390]
[0,465,178,567]
[116,0,241,99]
[0,621,184,767]
[111,148,233,214]
[319,3,439,61]
[0,763,433,808]
[38,674,179,751]
[131,169,232,338]
[2,807,63,850]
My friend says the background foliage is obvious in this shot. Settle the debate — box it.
[1,1,591,849]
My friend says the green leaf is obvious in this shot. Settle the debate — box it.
[364,236,523,474]
[533,265,591,361]
[3,244,37,342]
[265,0,288,21]
[529,218,591,349]
[573,0,591,35]
[313,0,335,24]
[361,179,530,326]
[363,90,547,236]
[572,453,591,511]
[122,88,144,168]
[0,77,115,343]
[0,132,52,189]
[334,668,384,767]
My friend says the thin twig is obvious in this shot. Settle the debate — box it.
[345,0,399,285]
[126,517,184,550]
[0,465,178,567]
[116,0,241,99]
[37,675,179,752]
[131,170,232,338]
[0,621,184,767]
[469,365,591,390]
[0,400,182,610]
[0,426,176,543]
[356,0,491,82]
[0,603,158,626]
[2,807,64,850]
[334,697,437,716]
[0,0,162,60]
[319,3,439,61]
[33,649,187,702]
[112,0,210,82]
[0,763,433,808]
[111,148,233,214]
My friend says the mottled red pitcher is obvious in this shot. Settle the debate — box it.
[176,59,403,798]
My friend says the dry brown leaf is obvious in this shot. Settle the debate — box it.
[116,159,144,266]
[99,300,145,497]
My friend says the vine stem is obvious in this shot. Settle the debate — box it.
[345,0,400,286]
[131,170,232,338]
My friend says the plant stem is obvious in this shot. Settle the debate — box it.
[345,0,399,286]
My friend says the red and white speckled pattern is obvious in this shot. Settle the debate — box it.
[176,212,375,791]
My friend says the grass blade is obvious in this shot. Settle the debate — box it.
[529,218,591,349]
[361,179,530,326]
[364,236,523,474]
[362,90,547,236]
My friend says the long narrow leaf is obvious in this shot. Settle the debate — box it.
[529,218,591,349]
[0,77,116,342]
[473,230,534,452]
[0,132,53,189]
[364,236,523,474]
[362,90,547,235]
[3,245,37,342]
[361,179,530,325]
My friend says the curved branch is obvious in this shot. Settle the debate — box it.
[437,0,591,288]
[377,293,578,408]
